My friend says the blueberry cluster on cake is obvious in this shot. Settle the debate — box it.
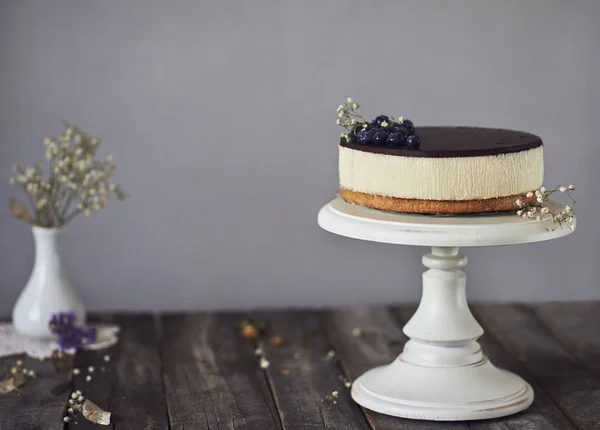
[337,98,543,214]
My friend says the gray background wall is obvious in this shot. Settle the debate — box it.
[0,0,598,315]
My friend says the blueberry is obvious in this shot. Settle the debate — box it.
[374,115,389,126]
[351,125,365,140]
[401,119,415,134]
[357,129,375,144]
[386,132,406,146]
[401,124,414,135]
[391,125,408,137]
[406,134,421,149]
[369,120,380,130]
[373,130,389,145]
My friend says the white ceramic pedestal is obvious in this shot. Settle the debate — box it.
[318,197,575,421]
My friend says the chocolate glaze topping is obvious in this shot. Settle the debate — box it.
[340,126,543,158]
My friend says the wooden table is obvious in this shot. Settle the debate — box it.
[0,302,598,430]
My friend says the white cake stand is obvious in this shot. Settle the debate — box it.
[318,197,575,421]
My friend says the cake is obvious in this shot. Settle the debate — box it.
[337,99,543,214]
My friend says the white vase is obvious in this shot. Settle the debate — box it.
[12,226,86,338]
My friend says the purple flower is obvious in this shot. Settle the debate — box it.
[48,311,96,350]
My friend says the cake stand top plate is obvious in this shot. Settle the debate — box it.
[318,197,575,247]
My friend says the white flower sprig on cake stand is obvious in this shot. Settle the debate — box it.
[8,124,126,228]
[516,185,576,230]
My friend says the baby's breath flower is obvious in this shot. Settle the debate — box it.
[260,357,270,369]
[568,184,575,190]
[516,185,576,231]
[381,121,389,127]
[9,124,126,227]
[346,97,354,103]
[526,192,533,198]
[515,199,523,208]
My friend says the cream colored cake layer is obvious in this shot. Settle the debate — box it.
[339,145,544,201]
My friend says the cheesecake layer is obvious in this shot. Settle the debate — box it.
[339,145,544,201]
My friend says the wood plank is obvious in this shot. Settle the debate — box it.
[324,307,468,430]
[69,315,117,429]
[533,301,600,371]
[394,306,575,430]
[472,303,600,430]
[111,315,168,429]
[0,353,70,430]
[256,310,370,430]
[161,313,281,430]
[69,314,168,429]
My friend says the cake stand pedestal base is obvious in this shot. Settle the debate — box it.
[318,197,574,421]
[353,358,533,421]
[350,247,532,421]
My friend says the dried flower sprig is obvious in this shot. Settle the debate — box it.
[49,311,96,350]
[8,124,126,228]
[336,97,366,140]
[516,185,576,230]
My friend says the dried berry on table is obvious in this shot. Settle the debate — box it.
[241,324,259,340]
